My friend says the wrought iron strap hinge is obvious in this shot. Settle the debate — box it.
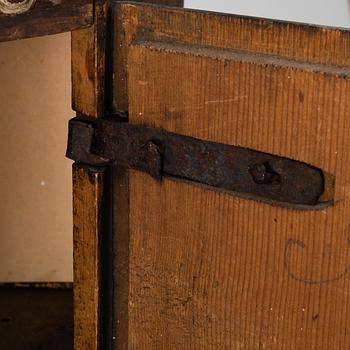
[66,116,334,209]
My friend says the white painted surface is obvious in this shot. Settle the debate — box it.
[185,0,350,28]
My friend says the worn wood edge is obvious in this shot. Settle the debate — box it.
[75,1,186,347]
[113,1,350,111]
[71,2,114,349]
[132,39,350,77]
[114,1,350,57]
[125,20,350,346]
[0,0,93,42]
[72,0,109,118]
[73,162,105,350]
[113,0,184,111]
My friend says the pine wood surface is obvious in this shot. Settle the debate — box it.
[113,2,350,112]
[73,164,105,350]
[71,2,184,350]
[71,3,109,349]
[118,3,350,348]
[0,0,93,42]
[72,0,109,118]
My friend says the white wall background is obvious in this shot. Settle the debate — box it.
[185,0,350,28]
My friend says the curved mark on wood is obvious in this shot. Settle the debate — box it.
[0,0,36,15]
[284,238,350,284]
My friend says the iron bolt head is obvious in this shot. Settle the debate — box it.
[249,162,280,185]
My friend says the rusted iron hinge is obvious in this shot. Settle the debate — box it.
[66,116,334,209]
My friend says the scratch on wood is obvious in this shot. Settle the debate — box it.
[284,238,350,285]
[205,96,248,105]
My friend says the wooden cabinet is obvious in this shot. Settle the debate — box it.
[2,1,350,348]
[109,4,350,349]
[71,3,350,349]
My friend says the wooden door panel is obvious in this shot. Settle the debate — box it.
[113,3,350,349]
[128,40,350,169]
[113,2,350,112]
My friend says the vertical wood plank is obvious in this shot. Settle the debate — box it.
[127,49,350,349]
[72,0,109,118]
[73,164,105,350]
[113,1,350,113]
[121,4,350,349]
[71,1,111,349]
[112,3,184,350]
[113,0,184,112]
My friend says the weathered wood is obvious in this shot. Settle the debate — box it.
[72,2,185,349]
[112,2,183,349]
[113,2,350,112]
[114,3,350,348]
[114,1,185,111]
[73,163,105,350]
[71,2,110,349]
[0,0,93,42]
[71,0,109,118]
[72,0,184,117]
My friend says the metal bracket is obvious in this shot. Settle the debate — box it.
[66,116,334,209]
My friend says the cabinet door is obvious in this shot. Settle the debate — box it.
[71,2,184,350]
[108,3,350,349]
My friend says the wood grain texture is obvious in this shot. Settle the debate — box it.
[71,3,109,349]
[73,163,104,350]
[72,0,183,118]
[113,1,350,112]
[121,4,350,348]
[0,0,92,42]
[114,1,185,111]
[72,0,109,118]
[112,2,184,350]
[72,2,184,349]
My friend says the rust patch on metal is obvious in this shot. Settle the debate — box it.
[67,116,334,209]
